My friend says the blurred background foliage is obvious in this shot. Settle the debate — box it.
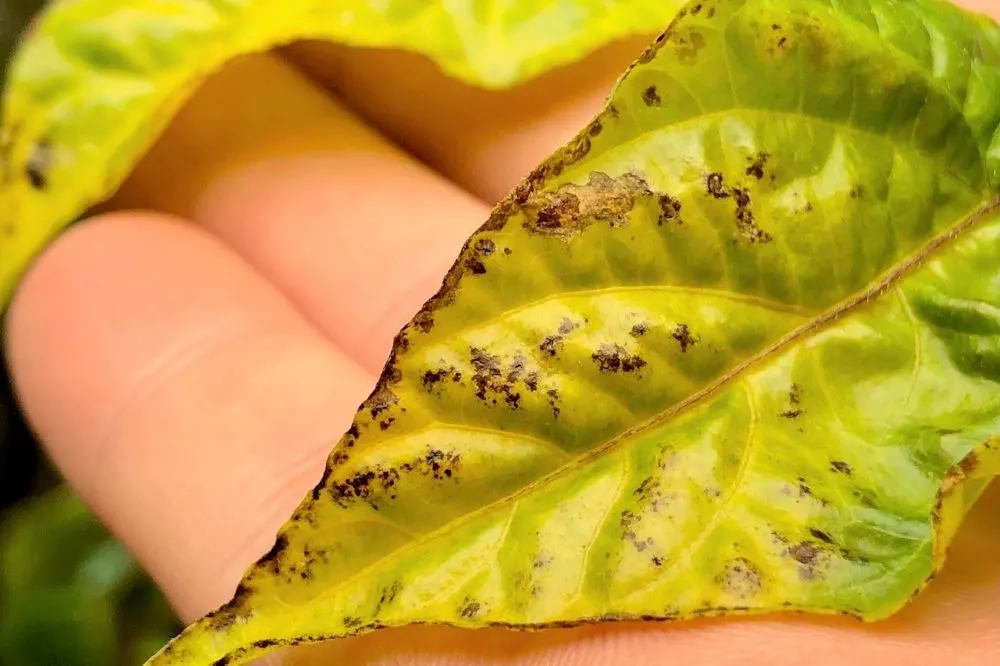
[1,1,184,664]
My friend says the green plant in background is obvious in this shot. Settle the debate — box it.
[0,1,999,665]
[0,487,180,665]
[0,3,183,665]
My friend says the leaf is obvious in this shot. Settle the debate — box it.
[142,0,1000,664]
[0,0,685,309]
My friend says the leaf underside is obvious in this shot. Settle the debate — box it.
[0,0,685,308]
[130,0,1000,664]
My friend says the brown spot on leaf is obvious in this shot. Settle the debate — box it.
[539,336,561,357]
[780,384,803,418]
[657,193,683,225]
[732,186,772,244]
[413,310,435,333]
[538,336,561,358]
[375,580,403,617]
[368,390,398,419]
[634,477,660,502]
[630,322,649,337]
[785,540,829,580]
[809,528,834,544]
[621,509,656,553]
[959,451,979,475]
[539,319,578,358]
[563,133,592,166]
[745,152,769,181]
[463,237,496,275]
[523,171,653,238]
[642,85,662,106]
[830,460,852,475]
[546,387,561,418]
[534,554,553,570]
[25,139,52,189]
[705,173,772,243]
[636,44,659,65]
[419,448,461,481]
[787,542,819,565]
[257,535,289,576]
[673,29,706,65]
[469,347,538,408]
[592,343,647,373]
[464,257,486,274]
[422,366,459,390]
[671,324,698,352]
[706,172,729,199]
[719,557,762,599]
[460,598,482,619]
[329,465,401,509]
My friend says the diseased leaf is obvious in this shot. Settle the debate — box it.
[142,0,1000,664]
[0,0,684,307]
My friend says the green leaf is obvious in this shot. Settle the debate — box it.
[0,0,684,308]
[145,1,1000,664]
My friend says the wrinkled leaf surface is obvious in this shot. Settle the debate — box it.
[145,0,1000,664]
[0,0,683,306]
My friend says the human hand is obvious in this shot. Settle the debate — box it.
[4,1,999,663]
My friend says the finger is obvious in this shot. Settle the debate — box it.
[105,52,489,374]
[283,0,1000,206]
[958,0,1000,19]
[4,211,375,621]
[285,37,650,203]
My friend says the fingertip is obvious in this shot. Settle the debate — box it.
[5,210,374,619]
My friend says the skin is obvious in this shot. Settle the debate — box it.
[3,1,999,663]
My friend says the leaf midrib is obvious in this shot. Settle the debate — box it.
[260,198,1000,628]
